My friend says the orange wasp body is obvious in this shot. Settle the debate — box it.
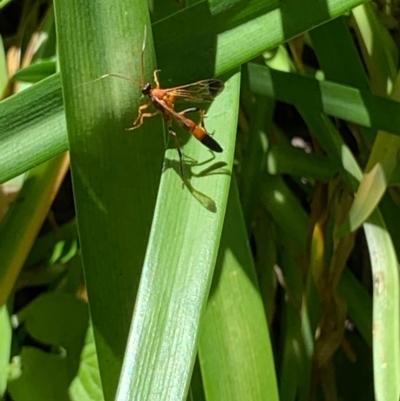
[92,27,224,181]
[130,68,224,154]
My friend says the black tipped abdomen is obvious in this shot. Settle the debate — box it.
[201,135,223,152]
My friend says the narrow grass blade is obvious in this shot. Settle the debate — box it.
[0,35,6,95]
[0,154,69,306]
[0,75,67,184]
[115,70,240,401]
[54,1,164,399]
[364,214,400,401]
[199,180,279,401]
[155,0,371,84]
[246,63,400,136]
[0,306,11,397]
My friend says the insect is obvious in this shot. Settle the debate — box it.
[92,27,224,182]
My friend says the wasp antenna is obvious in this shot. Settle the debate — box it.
[103,73,142,86]
[141,25,147,86]
[142,25,147,53]
[77,73,141,88]
[75,75,108,87]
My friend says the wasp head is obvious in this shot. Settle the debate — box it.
[142,83,151,95]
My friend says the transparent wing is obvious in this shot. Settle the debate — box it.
[165,79,224,103]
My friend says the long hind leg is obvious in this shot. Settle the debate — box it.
[165,115,185,185]
[168,128,185,185]
[178,107,207,128]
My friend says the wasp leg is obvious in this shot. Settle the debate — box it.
[126,101,159,131]
[197,109,214,136]
[168,127,185,187]
[198,109,206,128]
[178,107,201,116]
[178,107,207,128]
[153,69,162,89]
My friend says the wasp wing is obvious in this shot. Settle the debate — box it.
[164,79,224,103]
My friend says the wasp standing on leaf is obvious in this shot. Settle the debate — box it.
[91,26,224,184]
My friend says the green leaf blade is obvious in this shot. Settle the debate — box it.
[116,70,240,401]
